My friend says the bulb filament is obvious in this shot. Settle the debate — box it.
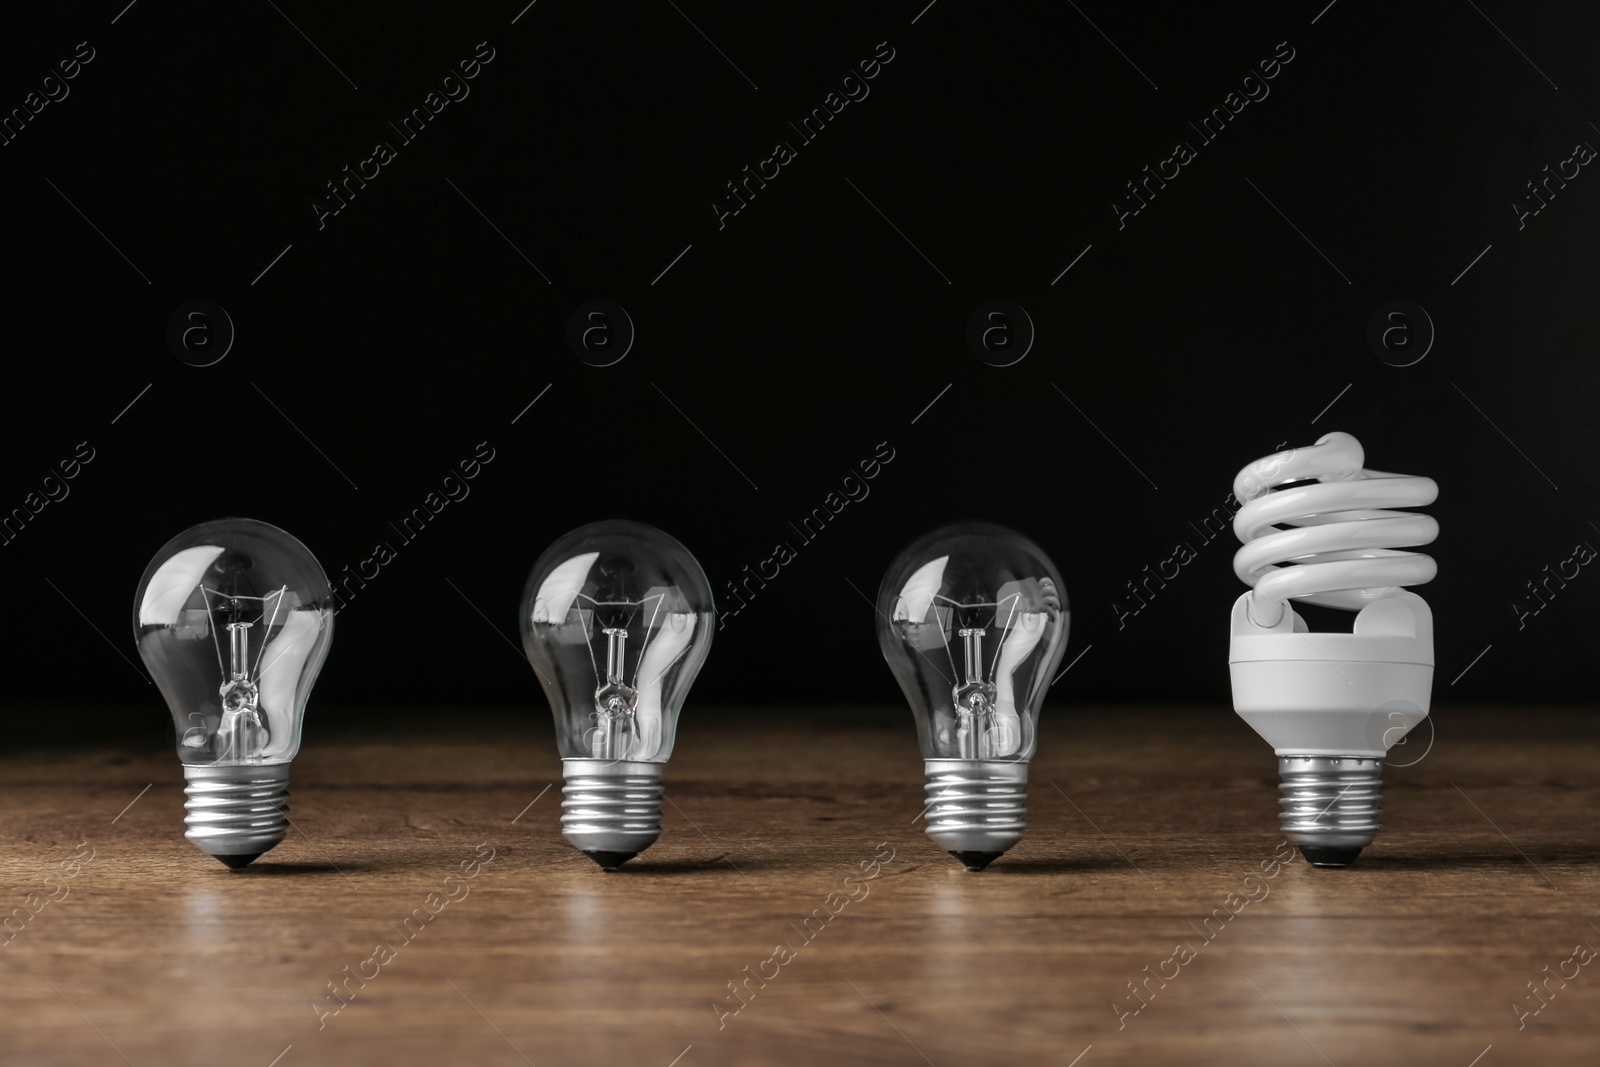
[952,627,999,759]
[592,627,638,760]
[217,598,267,761]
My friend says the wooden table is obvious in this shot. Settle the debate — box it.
[1,705,1595,1066]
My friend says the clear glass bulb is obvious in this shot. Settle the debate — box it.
[133,517,334,869]
[877,522,1069,870]
[520,520,714,869]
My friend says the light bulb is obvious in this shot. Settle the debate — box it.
[877,522,1069,871]
[1229,431,1438,867]
[132,517,335,869]
[520,520,715,870]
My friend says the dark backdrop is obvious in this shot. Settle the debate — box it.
[2,1,1596,722]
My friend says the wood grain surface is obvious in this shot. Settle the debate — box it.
[0,704,1595,1066]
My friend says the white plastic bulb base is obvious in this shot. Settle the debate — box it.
[923,758,1028,871]
[561,758,664,871]
[1230,590,1432,867]
[182,764,291,870]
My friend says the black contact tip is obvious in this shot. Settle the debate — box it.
[949,850,1002,872]
[585,850,638,872]
[1298,845,1363,868]
[214,852,264,871]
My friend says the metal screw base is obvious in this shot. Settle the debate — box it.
[923,759,1028,869]
[561,759,664,870]
[182,764,291,870]
[1278,755,1382,867]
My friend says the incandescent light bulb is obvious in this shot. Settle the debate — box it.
[520,520,715,870]
[133,517,334,869]
[877,523,1069,871]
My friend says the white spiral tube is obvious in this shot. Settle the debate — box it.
[1232,431,1438,626]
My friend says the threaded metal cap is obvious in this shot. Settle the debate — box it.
[922,759,1028,867]
[560,759,664,869]
[182,764,291,870]
[1278,755,1382,866]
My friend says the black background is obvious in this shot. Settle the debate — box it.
[2,1,1597,724]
